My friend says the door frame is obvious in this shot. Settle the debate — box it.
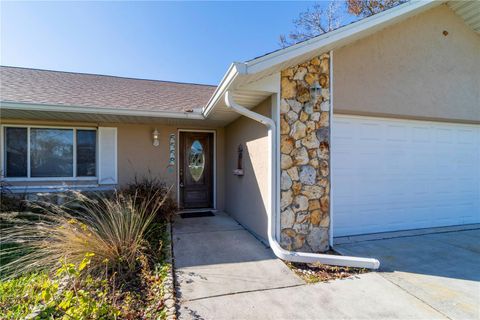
[176,129,216,210]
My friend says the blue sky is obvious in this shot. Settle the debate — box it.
[1,1,351,85]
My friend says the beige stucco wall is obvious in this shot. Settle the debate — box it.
[334,5,480,123]
[116,124,225,211]
[1,119,225,210]
[224,97,271,241]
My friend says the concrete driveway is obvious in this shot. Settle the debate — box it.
[336,227,480,320]
[173,212,479,320]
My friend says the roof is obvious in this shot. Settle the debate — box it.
[2,0,477,124]
[0,66,216,113]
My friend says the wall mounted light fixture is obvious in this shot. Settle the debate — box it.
[310,80,322,102]
[152,129,160,147]
[233,144,244,176]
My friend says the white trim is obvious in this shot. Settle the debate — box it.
[1,124,98,181]
[2,123,97,130]
[1,101,205,120]
[334,113,480,128]
[177,129,217,210]
[272,91,282,241]
[97,127,118,185]
[202,63,246,118]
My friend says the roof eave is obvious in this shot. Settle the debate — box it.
[201,62,247,118]
[0,101,205,120]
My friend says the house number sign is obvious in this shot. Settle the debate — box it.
[169,134,176,166]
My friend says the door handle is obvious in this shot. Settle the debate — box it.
[180,168,184,188]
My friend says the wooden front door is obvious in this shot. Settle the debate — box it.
[179,132,214,209]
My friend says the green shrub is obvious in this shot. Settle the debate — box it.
[0,190,166,280]
[0,253,119,319]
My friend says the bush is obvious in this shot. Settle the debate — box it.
[121,175,177,223]
[0,190,166,280]
[0,253,120,319]
[0,178,27,213]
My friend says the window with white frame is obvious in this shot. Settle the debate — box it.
[3,126,97,179]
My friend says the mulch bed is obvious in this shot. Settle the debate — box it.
[286,258,369,283]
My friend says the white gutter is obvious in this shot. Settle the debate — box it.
[0,101,205,119]
[225,91,380,269]
[202,62,247,118]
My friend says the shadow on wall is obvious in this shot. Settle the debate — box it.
[223,98,271,242]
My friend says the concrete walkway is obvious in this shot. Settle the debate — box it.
[173,212,453,320]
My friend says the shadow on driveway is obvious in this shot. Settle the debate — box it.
[336,228,480,319]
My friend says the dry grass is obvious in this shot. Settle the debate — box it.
[0,190,166,279]
[122,175,177,223]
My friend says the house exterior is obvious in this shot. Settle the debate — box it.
[1,1,479,256]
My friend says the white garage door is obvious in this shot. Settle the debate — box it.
[332,115,480,237]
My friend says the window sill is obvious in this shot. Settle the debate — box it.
[6,184,115,194]
[3,177,98,182]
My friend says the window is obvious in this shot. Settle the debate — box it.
[5,127,28,177]
[3,126,97,179]
[30,128,73,177]
[77,130,96,177]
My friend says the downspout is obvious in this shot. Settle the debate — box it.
[225,91,380,269]
[329,50,334,247]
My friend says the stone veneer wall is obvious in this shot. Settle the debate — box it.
[279,53,331,252]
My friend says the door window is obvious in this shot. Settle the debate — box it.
[188,140,205,182]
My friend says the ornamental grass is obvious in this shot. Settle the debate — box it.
[0,189,168,280]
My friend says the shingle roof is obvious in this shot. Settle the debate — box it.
[0,66,216,113]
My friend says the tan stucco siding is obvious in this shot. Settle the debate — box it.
[0,119,225,210]
[117,124,225,210]
[224,97,271,240]
[333,5,480,123]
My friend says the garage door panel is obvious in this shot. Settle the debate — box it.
[412,126,432,142]
[435,128,455,143]
[359,122,383,140]
[333,115,480,236]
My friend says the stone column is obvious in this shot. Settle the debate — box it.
[279,53,331,252]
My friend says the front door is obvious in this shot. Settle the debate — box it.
[179,132,214,209]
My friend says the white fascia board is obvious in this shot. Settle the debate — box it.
[201,62,247,118]
[0,101,205,120]
[245,0,441,74]
[238,72,281,93]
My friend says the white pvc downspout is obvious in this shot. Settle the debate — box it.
[225,91,380,269]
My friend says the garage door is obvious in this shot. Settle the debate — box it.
[332,115,480,236]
